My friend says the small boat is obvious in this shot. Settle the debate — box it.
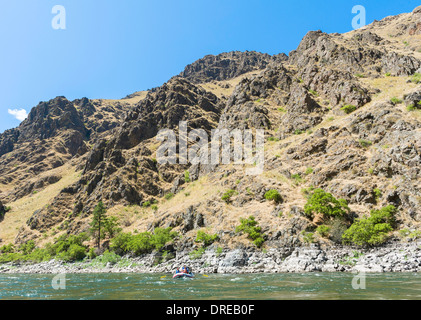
[173,273,195,279]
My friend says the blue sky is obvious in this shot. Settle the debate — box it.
[0,0,419,133]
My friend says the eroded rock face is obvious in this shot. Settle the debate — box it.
[79,77,222,203]
[180,51,288,83]
[297,65,371,108]
[280,82,325,135]
[219,64,293,131]
[109,77,221,151]
[289,29,420,77]
[382,52,421,76]
[18,97,88,142]
[0,92,138,204]
[0,128,19,158]
[404,90,421,108]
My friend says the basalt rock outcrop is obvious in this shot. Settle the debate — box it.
[180,51,288,84]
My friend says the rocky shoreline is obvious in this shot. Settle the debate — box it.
[1,241,420,275]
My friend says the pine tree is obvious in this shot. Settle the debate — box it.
[90,201,107,249]
[90,201,121,249]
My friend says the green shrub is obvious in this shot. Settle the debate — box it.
[341,104,357,114]
[93,250,121,265]
[316,225,331,238]
[309,89,318,96]
[399,228,410,238]
[411,73,421,84]
[305,167,314,175]
[409,230,421,240]
[291,173,304,185]
[407,104,417,111]
[57,244,87,262]
[19,240,35,255]
[371,205,397,226]
[390,97,403,105]
[184,170,191,183]
[264,190,282,203]
[110,228,177,256]
[0,244,15,254]
[235,216,265,248]
[103,216,122,239]
[195,230,219,247]
[189,247,205,260]
[374,188,382,202]
[253,237,265,248]
[342,220,392,246]
[128,233,154,255]
[304,189,350,220]
[398,229,421,240]
[301,185,316,198]
[385,72,391,77]
[294,129,303,135]
[407,101,421,111]
[0,252,25,263]
[110,232,133,255]
[222,189,238,203]
[151,204,158,211]
[49,233,89,262]
[359,139,372,148]
[165,193,174,200]
[302,232,315,244]
[142,201,151,208]
[87,248,97,259]
[342,205,397,246]
[25,248,52,263]
[0,234,90,264]
[150,228,178,251]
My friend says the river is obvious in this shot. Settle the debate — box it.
[1,273,421,300]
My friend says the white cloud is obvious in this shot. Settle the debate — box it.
[8,108,28,122]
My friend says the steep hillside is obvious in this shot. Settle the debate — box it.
[1,6,421,252]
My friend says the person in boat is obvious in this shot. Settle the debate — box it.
[182,265,188,274]
[175,267,181,274]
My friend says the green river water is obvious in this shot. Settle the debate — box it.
[1,273,420,300]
